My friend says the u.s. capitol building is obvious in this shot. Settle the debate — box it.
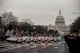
[47,9,70,34]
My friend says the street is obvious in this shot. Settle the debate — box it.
[0,0,80,53]
[0,42,69,53]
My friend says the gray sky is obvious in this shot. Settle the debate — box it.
[0,0,80,25]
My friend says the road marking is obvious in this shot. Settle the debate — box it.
[30,45,37,48]
[42,43,51,48]
[0,47,18,52]
[0,44,29,52]
[34,51,37,53]
[54,47,59,48]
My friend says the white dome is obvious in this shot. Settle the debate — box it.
[56,15,64,20]
[55,9,65,24]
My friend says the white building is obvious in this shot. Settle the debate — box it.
[47,9,70,34]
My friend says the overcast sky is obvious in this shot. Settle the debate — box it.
[0,0,80,25]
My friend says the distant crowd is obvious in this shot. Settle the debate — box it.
[0,28,51,41]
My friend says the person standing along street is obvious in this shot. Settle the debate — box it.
[64,30,80,53]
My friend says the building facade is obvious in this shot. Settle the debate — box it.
[47,9,70,34]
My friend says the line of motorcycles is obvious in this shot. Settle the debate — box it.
[6,36,62,43]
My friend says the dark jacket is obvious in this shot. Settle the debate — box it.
[64,35,80,53]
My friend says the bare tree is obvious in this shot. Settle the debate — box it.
[1,12,18,26]
[70,16,80,33]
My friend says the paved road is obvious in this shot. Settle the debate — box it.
[0,43,70,53]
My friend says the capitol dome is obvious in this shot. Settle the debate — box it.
[47,9,70,34]
[55,9,65,25]
[56,15,64,20]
